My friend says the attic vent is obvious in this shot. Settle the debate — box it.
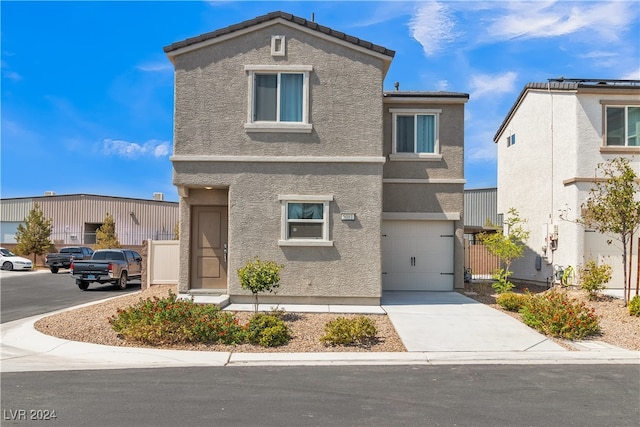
[271,35,285,57]
[44,191,56,196]
[153,192,164,201]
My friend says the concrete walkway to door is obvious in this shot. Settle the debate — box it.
[381,291,565,352]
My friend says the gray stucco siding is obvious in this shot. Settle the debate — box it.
[382,183,463,214]
[175,161,383,302]
[173,23,385,159]
[382,103,465,180]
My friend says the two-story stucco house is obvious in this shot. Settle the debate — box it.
[164,11,468,305]
[494,78,640,290]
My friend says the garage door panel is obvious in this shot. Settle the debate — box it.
[382,220,454,291]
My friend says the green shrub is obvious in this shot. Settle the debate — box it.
[320,316,377,346]
[246,313,291,347]
[491,268,516,294]
[109,291,245,345]
[629,295,640,317]
[519,289,600,340]
[578,260,612,300]
[496,292,528,312]
[237,258,284,312]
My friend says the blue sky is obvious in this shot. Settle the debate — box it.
[2,1,639,203]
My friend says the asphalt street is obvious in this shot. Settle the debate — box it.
[2,365,639,427]
[0,269,140,323]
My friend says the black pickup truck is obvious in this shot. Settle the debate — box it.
[44,246,94,273]
[70,249,142,290]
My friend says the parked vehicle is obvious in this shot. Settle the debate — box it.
[45,246,94,273]
[70,249,142,290]
[0,247,33,271]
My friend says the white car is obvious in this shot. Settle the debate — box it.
[0,247,33,271]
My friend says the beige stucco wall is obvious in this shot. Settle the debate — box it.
[171,22,387,303]
[175,162,383,304]
[172,23,386,159]
[381,100,466,289]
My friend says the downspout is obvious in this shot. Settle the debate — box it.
[547,82,555,267]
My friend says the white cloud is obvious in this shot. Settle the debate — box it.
[619,68,640,80]
[3,70,22,81]
[578,51,618,60]
[486,1,636,42]
[409,2,457,56]
[102,139,171,159]
[469,72,518,99]
[436,80,449,91]
[136,61,173,72]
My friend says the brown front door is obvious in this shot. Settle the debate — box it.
[190,206,228,290]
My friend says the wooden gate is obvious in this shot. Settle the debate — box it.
[464,238,500,280]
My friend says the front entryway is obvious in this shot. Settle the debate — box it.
[382,220,454,291]
[190,206,228,290]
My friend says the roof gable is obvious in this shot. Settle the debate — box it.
[164,11,395,65]
[493,79,640,142]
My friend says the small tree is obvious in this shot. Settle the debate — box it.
[478,208,530,293]
[173,221,179,240]
[15,202,53,264]
[95,213,121,249]
[579,158,640,305]
[237,258,283,312]
[578,260,612,300]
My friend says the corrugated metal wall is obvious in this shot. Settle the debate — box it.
[0,194,179,246]
[464,188,501,229]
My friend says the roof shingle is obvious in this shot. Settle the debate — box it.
[164,11,395,58]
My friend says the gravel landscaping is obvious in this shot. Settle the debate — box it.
[463,281,640,352]
[34,283,639,352]
[34,285,406,353]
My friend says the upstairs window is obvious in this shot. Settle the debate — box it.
[390,109,441,160]
[605,105,640,147]
[245,65,312,133]
[507,133,516,147]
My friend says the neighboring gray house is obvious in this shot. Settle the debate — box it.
[164,11,468,305]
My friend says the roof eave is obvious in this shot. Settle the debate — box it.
[164,12,395,69]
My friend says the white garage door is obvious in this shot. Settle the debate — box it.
[382,220,454,291]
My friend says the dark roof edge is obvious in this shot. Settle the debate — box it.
[493,80,640,142]
[0,194,178,204]
[164,11,395,58]
[384,91,469,99]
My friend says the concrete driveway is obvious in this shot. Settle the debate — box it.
[381,291,565,352]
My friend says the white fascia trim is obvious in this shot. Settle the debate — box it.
[389,108,442,114]
[278,194,334,201]
[244,65,314,72]
[171,155,386,164]
[384,97,468,104]
[278,240,334,247]
[382,212,461,221]
[383,178,466,184]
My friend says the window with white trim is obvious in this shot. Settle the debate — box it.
[278,195,333,246]
[605,105,640,146]
[245,65,312,133]
[390,108,441,159]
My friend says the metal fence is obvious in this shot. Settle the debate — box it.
[50,232,176,246]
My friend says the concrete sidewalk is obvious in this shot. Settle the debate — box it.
[1,291,638,372]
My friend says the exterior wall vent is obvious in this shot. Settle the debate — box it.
[271,35,285,56]
[153,192,164,201]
